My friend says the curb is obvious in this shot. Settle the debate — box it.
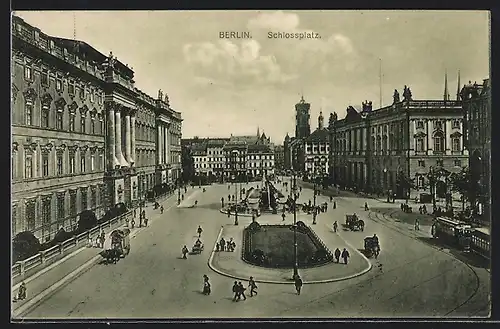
[219,209,254,218]
[208,226,372,285]
[12,198,177,318]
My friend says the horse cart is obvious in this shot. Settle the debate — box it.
[364,236,380,259]
[191,240,204,254]
[345,214,365,231]
[100,228,131,264]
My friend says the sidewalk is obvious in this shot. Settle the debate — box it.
[11,190,187,315]
[208,213,371,284]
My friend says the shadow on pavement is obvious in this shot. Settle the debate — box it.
[417,237,490,269]
[371,207,435,226]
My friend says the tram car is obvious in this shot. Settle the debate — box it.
[470,227,490,260]
[431,216,472,251]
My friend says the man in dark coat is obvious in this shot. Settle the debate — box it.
[294,275,303,295]
[248,277,258,297]
[232,281,239,301]
[220,238,226,251]
[341,248,350,264]
[334,248,341,263]
[237,282,247,300]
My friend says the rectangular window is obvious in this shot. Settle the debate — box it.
[99,153,104,170]
[26,201,36,231]
[70,193,77,217]
[69,153,75,174]
[25,103,33,125]
[79,87,85,100]
[41,69,49,86]
[41,109,49,128]
[57,153,63,175]
[24,66,32,80]
[57,196,65,220]
[69,115,75,132]
[25,154,33,178]
[418,160,425,167]
[452,138,460,151]
[41,199,51,228]
[80,156,86,173]
[56,112,64,130]
[56,79,62,91]
[81,190,88,210]
[452,120,460,128]
[90,91,95,103]
[91,154,95,171]
[68,81,75,95]
[416,138,424,152]
[91,119,96,134]
[454,160,462,167]
[42,154,49,177]
[91,188,96,208]
[80,116,86,133]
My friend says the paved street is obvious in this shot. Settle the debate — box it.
[22,180,490,318]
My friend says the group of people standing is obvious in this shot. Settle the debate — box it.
[216,237,236,252]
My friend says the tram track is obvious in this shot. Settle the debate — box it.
[365,209,484,317]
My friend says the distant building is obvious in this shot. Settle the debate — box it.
[182,130,275,183]
[274,145,285,171]
[329,84,468,198]
[461,78,490,218]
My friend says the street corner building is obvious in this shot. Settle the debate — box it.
[182,129,276,184]
[11,16,183,243]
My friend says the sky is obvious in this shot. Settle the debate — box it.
[14,10,490,144]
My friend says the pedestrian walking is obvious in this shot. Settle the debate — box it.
[294,275,303,295]
[232,281,239,301]
[249,276,258,297]
[220,237,226,251]
[282,212,286,221]
[228,194,231,203]
[144,217,148,227]
[197,225,203,238]
[17,282,27,301]
[160,205,164,214]
[334,248,341,263]
[341,248,350,264]
[203,275,211,295]
[181,194,184,201]
[333,201,337,209]
[100,232,106,249]
[216,242,220,252]
[415,218,420,231]
[182,245,189,259]
[221,197,224,208]
[238,282,247,300]
[333,221,338,233]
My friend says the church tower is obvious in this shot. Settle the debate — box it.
[295,96,311,139]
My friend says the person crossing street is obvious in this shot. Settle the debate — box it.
[294,275,303,295]
[341,248,350,264]
[197,225,203,238]
[248,277,258,297]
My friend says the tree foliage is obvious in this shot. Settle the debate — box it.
[181,145,195,182]
[449,167,481,203]
[396,171,416,198]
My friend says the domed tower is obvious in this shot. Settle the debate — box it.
[295,96,311,139]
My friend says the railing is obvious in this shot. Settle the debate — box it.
[12,211,132,280]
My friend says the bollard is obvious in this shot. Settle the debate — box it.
[58,243,63,254]
[40,250,46,264]
[19,261,25,277]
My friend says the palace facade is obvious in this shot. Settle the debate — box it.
[328,85,468,198]
[11,16,182,242]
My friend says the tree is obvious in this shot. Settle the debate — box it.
[449,167,481,211]
[396,171,416,201]
[181,145,195,183]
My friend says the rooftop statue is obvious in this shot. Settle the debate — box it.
[393,89,400,103]
[403,85,413,101]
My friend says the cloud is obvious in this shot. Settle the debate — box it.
[247,10,300,30]
[183,39,296,86]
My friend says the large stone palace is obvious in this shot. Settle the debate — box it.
[11,16,182,242]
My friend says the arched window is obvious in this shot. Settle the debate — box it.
[433,132,444,152]
[416,137,424,152]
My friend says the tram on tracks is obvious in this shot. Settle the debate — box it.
[431,216,490,259]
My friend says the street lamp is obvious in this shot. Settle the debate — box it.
[383,168,390,202]
[291,171,299,280]
[177,178,181,205]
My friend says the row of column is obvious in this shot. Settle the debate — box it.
[107,103,137,169]
[157,123,169,165]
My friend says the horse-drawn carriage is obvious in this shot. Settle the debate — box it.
[191,239,204,254]
[364,236,380,258]
[345,214,365,231]
[100,228,131,264]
